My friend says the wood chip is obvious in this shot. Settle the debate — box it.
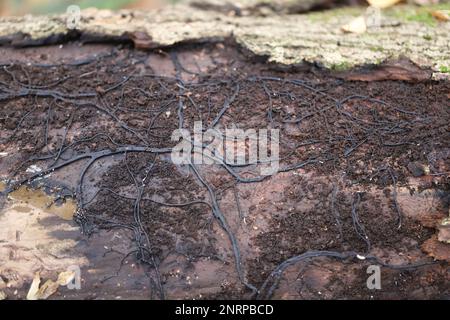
[341,16,367,34]
[26,272,41,300]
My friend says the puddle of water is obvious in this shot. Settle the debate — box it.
[7,186,77,221]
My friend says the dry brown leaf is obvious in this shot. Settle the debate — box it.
[422,235,450,262]
[341,16,367,34]
[36,280,59,300]
[431,10,450,22]
[57,270,76,286]
[26,270,75,300]
[367,0,402,9]
[26,272,41,300]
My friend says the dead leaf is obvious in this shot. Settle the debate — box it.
[26,270,75,300]
[57,270,76,286]
[422,235,450,262]
[36,280,59,300]
[0,276,6,290]
[26,272,41,300]
[367,0,402,9]
[341,16,367,34]
[431,10,450,22]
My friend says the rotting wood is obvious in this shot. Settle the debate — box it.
[0,3,449,79]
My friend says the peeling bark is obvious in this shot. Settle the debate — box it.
[0,3,448,78]
[338,58,433,81]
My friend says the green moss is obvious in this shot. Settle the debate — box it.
[405,11,437,26]
[307,7,362,23]
[330,61,352,71]
[78,0,133,10]
[423,34,432,41]
[369,45,384,52]
[387,4,450,26]
[27,0,135,14]
[308,4,448,27]
[430,3,450,10]
[439,65,450,73]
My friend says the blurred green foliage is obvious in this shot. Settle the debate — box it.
[1,0,177,15]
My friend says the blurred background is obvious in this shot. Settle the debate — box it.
[0,0,177,16]
[0,0,447,16]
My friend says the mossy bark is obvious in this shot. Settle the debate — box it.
[0,3,448,78]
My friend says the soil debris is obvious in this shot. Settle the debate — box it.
[0,42,448,299]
